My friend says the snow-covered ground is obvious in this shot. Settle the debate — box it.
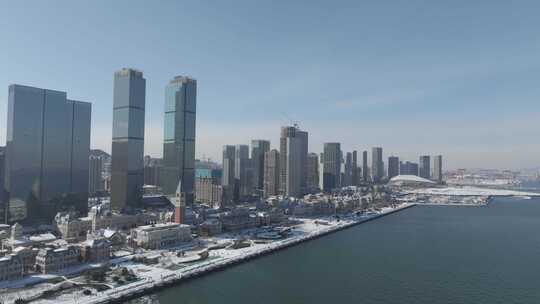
[406,186,540,197]
[3,203,413,304]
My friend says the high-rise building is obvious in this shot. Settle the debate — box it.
[371,147,384,183]
[161,76,197,207]
[221,145,237,203]
[433,155,443,183]
[419,155,431,179]
[344,152,353,186]
[279,126,308,197]
[306,153,319,192]
[400,161,419,176]
[351,151,359,186]
[263,149,280,197]
[195,177,223,208]
[388,156,400,179]
[89,156,104,196]
[111,68,146,212]
[251,140,270,192]
[323,143,342,192]
[143,157,162,186]
[4,84,91,223]
[362,150,369,182]
[0,147,6,222]
[235,145,252,199]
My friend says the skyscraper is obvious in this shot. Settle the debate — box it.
[419,155,431,179]
[161,76,197,207]
[251,140,270,192]
[263,149,280,197]
[400,161,419,176]
[279,126,308,197]
[0,147,6,222]
[306,153,319,192]
[433,155,443,183]
[351,150,359,186]
[388,156,400,179]
[222,145,237,203]
[344,152,353,186]
[89,155,103,196]
[323,143,342,192]
[110,68,146,212]
[4,84,91,223]
[235,145,252,199]
[371,147,383,183]
[362,150,369,182]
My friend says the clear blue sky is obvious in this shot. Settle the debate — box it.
[1,1,539,170]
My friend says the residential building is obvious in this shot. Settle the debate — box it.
[35,245,81,274]
[4,84,91,223]
[419,155,431,179]
[195,177,223,208]
[371,147,384,183]
[111,68,146,212]
[306,153,319,192]
[89,155,104,196]
[433,155,443,183]
[263,149,280,197]
[251,140,270,192]
[161,76,197,207]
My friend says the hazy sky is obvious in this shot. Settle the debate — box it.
[1,1,539,170]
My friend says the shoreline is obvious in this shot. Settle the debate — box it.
[75,204,416,304]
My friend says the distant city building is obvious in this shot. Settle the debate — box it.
[222,145,237,203]
[400,161,419,176]
[371,147,384,183]
[419,155,431,179]
[263,149,280,197]
[279,126,308,197]
[433,155,443,183]
[4,84,91,223]
[235,144,253,199]
[362,150,369,182]
[388,156,400,179]
[161,76,197,207]
[0,147,5,222]
[306,153,319,192]
[352,150,360,186]
[143,156,162,187]
[322,143,342,192]
[35,245,81,274]
[344,152,353,186]
[195,177,223,208]
[251,140,270,192]
[111,68,146,212]
[89,155,104,196]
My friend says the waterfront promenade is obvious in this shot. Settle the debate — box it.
[32,203,415,304]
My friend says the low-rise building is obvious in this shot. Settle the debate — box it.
[0,254,23,281]
[198,219,222,236]
[35,245,81,274]
[130,223,192,250]
[80,238,111,263]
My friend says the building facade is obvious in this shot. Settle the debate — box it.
[419,155,431,179]
[362,150,369,182]
[279,126,308,197]
[433,155,443,183]
[161,76,197,206]
[89,155,103,196]
[263,149,280,197]
[371,147,384,183]
[111,68,146,212]
[4,84,91,223]
[35,245,81,274]
[251,140,270,192]
[306,153,319,192]
[195,177,223,208]
[322,143,342,192]
[222,145,237,203]
[388,156,400,179]
[130,223,192,250]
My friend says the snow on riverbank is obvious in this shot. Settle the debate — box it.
[14,203,414,304]
[406,186,540,197]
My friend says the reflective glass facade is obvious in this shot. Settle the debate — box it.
[162,76,197,204]
[4,85,91,223]
[111,69,146,211]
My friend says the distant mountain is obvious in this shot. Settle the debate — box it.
[90,149,111,159]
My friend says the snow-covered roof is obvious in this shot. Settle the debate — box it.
[389,175,436,185]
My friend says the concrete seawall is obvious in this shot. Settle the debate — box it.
[86,204,416,304]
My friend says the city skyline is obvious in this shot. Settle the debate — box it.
[1,1,540,170]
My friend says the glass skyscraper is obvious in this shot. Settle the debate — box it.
[110,69,146,211]
[161,76,196,205]
[4,84,91,223]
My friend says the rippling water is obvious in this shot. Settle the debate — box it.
[143,197,540,304]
